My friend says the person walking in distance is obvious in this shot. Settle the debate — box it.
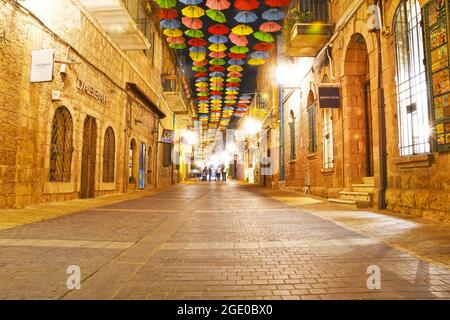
[222,165,227,181]
[216,165,222,181]
[208,167,212,181]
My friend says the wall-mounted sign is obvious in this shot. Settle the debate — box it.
[30,49,54,83]
[76,79,108,105]
[161,129,175,144]
[317,85,341,108]
[423,0,450,152]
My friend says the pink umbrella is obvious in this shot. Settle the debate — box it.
[209,51,227,58]
[167,36,185,44]
[227,71,243,77]
[229,33,248,46]
[182,17,203,30]
[259,21,282,32]
[206,0,231,10]
[193,60,208,67]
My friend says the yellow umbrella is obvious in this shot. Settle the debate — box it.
[209,77,224,82]
[195,82,208,87]
[227,65,243,72]
[163,28,183,37]
[226,90,239,95]
[190,51,206,62]
[211,100,222,104]
[231,24,253,36]
[247,58,266,65]
[181,5,205,18]
[208,43,227,52]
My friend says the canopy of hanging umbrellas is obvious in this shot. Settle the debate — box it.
[154,0,291,135]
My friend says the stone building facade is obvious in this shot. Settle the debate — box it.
[256,0,450,221]
[0,0,189,208]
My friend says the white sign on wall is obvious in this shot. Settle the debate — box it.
[30,49,54,83]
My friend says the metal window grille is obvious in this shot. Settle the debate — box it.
[102,127,116,183]
[124,0,154,54]
[290,0,329,22]
[322,108,334,168]
[308,102,317,153]
[49,107,73,182]
[393,0,430,156]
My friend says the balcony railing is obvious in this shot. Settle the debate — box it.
[289,0,330,23]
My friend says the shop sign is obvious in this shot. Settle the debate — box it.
[30,49,54,83]
[161,129,175,144]
[317,85,341,108]
[76,79,108,105]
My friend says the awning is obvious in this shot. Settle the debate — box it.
[126,83,166,119]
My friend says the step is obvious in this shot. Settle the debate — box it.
[328,198,356,205]
[339,191,372,202]
[328,198,372,208]
[352,183,375,193]
[363,176,374,185]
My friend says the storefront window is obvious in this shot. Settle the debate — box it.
[49,107,73,182]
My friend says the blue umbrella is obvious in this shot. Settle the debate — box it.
[228,59,245,65]
[210,71,225,77]
[189,46,207,53]
[179,0,203,4]
[227,87,240,91]
[262,8,285,21]
[210,95,222,100]
[234,11,258,23]
[160,19,181,29]
[240,95,252,100]
[208,35,228,44]
[195,77,209,82]
[250,51,269,59]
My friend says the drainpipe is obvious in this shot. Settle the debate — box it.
[279,83,285,182]
[123,95,131,194]
[376,0,387,209]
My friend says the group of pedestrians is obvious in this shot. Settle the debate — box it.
[201,164,228,182]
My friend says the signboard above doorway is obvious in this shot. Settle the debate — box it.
[317,85,341,108]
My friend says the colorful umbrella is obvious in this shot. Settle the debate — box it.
[160,19,181,29]
[206,0,231,10]
[193,60,208,66]
[226,82,240,87]
[209,51,226,58]
[208,24,229,35]
[226,90,239,94]
[189,46,207,53]
[210,66,225,72]
[259,21,282,32]
[167,36,185,44]
[210,90,223,95]
[262,8,285,21]
[158,8,178,20]
[227,65,243,72]
[156,0,177,9]
[250,51,269,59]
[228,59,245,66]
[228,52,247,59]
[182,6,205,18]
[210,58,226,65]
[208,43,227,52]
[196,77,209,82]
[163,28,183,37]
[169,43,187,49]
[195,82,209,87]
[234,11,258,23]
[194,72,209,77]
[253,31,274,42]
[247,58,266,65]
[182,17,203,29]
[188,38,207,46]
[192,66,207,72]
[185,29,204,38]
[210,71,225,77]
[206,9,227,23]
[231,24,253,36]
[190,51,206,61]
[197,92,209,97]
[227,72,243,77]
[229,33,248,46]
[208,35,228,44]
[230,45,249,54]
[234,0,260,10]
[227,77,242,82]
[225,95,238,99]
[265,0,290,6]
[209,77,224,82]
[253,42,273,51]
[179,0,203,4]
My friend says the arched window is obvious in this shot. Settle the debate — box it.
[393,0,430,155]
[307,90,317,153]
[49,106,73,182]
[102,127,115,183]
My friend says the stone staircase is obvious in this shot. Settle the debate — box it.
[328,177,374,208]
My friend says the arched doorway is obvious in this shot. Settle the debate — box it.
[147,146,153,185]
[343,33,374,185]
[138,142,146,189]
[81,116,97,198]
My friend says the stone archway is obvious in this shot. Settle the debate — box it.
[342,33,373,186]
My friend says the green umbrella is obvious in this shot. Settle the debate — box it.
[206,9,227,23]
[156,0,177,8]
[210,58,226,65]
[169,43,187,49]
[185,29,204,38]
[253,31,274,43]
[210,86,224,90]
[197,92,209,97]
[224,100,236,104]
[192,66,207,72]
[230,46,249,54]
[226,77,241,82]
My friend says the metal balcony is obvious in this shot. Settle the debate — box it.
[162,74,192,126]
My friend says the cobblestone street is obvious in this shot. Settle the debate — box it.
[0,182,449,300]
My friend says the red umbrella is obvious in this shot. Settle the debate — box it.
[167,36,185,44]
[228,52,247,59]
[209,51,227,58]
[253,42,273,51]
[208,24,230,35]
[210,90,222,95]
[182,17,203,30]
[206,0,231,10]
[210,65,225,72]
[229,33,248,46]
[259,21,282,32]
[194,72,209,77]
[227,82,241,87]
[193,60,208,66]
[197,96,209,100]
[188,38,207,46]
[234,0,260,10]
[265,0,291,7]
[159,8,178,20]
[196,87,209,92]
